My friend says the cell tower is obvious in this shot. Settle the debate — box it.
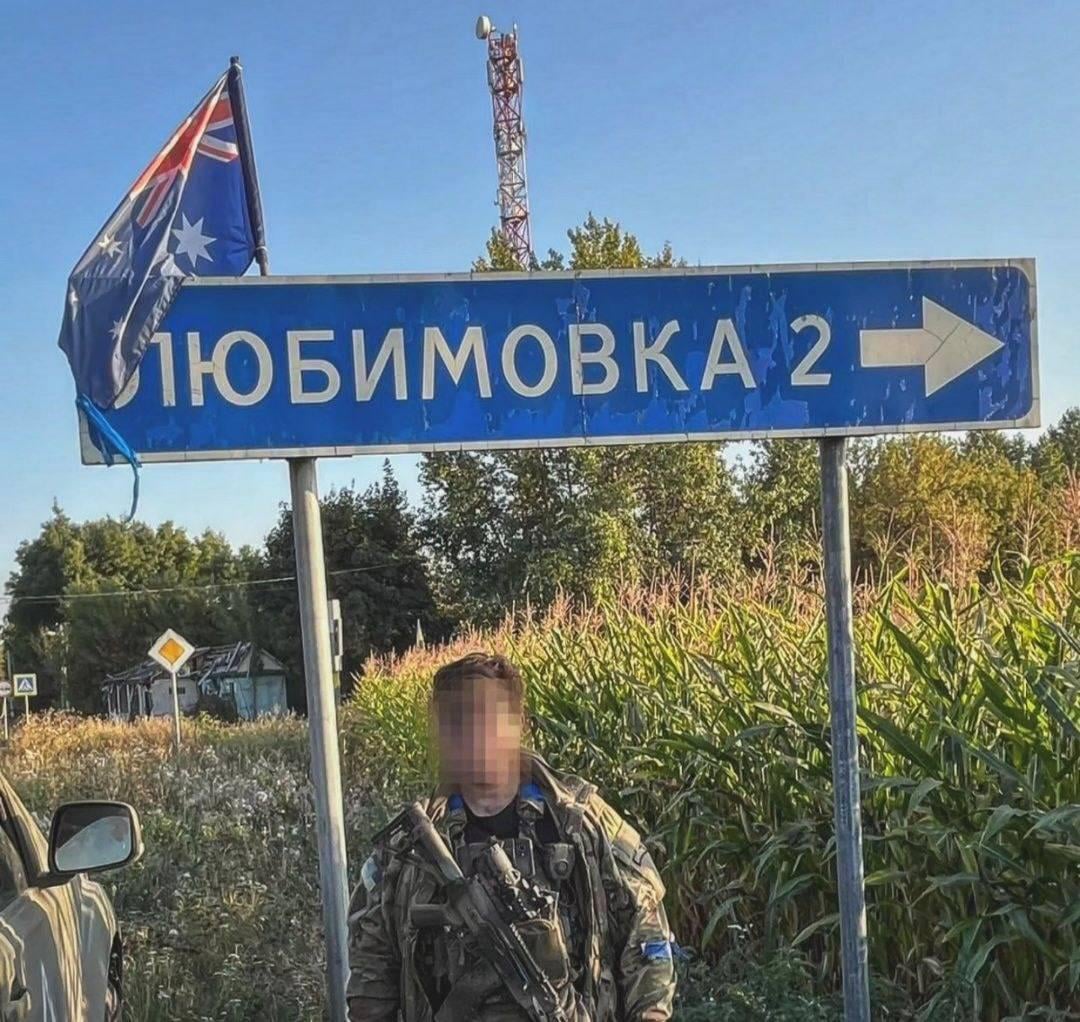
[476,15,533,269]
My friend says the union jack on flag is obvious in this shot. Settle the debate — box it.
[133,89,240,228]
[59,66,262,411]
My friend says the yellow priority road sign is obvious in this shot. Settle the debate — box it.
[148,629,195,673]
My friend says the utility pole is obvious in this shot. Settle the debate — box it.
[476,14,533,269]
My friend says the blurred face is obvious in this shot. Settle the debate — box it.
[434,677,522,812]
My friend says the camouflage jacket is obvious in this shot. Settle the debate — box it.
[346,753,676,1021]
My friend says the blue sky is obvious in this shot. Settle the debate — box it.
[1,0,1077,586]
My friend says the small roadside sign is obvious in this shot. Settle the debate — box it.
[148,628,195,674]
[0,680,11,699]
[13,674,37,697]
[149,629,194,755]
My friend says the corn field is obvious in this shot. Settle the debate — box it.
[0,555,1077,1020]
[352,555,1080,1020]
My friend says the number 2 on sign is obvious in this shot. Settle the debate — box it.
[791,315,832,386]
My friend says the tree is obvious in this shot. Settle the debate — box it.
[961,430,1030,471]
[737,440,823,570]
[3,508,256,711]
[1032,406,1080,486]
[421,448,627,623]
[255,464,442,702]
[852,435,1019,585]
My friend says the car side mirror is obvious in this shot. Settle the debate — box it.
[47,801,143,876]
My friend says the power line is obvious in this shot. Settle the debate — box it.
[0,559,416,608]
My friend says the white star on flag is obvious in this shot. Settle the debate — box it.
[171,214,215,270]
[98,233,122,258]
[110,320,125,342]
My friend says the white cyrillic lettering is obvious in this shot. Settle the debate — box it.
[423,325,491,400]
[152,332,177,407]
[569,323,618,396]
[188,331,212,407]
[700,319,756,390]
[502,324,557,398]
[287,329,341,404]
[353,328,407,401]
[115,332,176,409]
[188,330,273,407]
[633,320,688,393]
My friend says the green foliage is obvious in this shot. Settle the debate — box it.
[421,442,741,623]
[675,948,841,1021]
[1033,407,1080,486]
[473,226,527,271]
[3,509,253,710]
[253,463,443,700]
[737,440,823,568]
[960,429,1031,471]
[852,434,1073,584]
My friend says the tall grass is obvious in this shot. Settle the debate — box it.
[352,556,1080,1020]
[1,714,399,1021]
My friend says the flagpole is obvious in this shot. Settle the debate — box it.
[229,56,351,1020]
[227,57,270,276]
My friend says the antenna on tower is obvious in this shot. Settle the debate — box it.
[476,14,533,269]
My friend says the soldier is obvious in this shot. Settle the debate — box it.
[347,652,676,1021]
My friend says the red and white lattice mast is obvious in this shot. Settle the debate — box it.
[476,15,533,269]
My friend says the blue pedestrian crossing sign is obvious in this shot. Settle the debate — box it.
[13,674,37,697]
[81,259,1038,464]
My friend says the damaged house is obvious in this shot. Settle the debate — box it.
[103,642,289,722]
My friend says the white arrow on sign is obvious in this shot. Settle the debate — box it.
[860,297,1004,396]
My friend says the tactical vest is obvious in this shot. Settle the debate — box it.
[412,783,585,1021]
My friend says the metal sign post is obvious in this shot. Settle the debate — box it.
[169,669,181,749]
[148,629,196,755]
[820,438,871,1020]
[0,659,10,740]
[290,458,350,1021]
[0,680,10,741]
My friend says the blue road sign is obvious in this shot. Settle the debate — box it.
[81,260,1038,463]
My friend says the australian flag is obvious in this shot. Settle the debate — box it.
[59,64,264,412]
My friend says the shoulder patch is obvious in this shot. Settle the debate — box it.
[587,793,642,858]
[361,853,383,892]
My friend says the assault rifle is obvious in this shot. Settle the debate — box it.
[402,802,572,1022]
